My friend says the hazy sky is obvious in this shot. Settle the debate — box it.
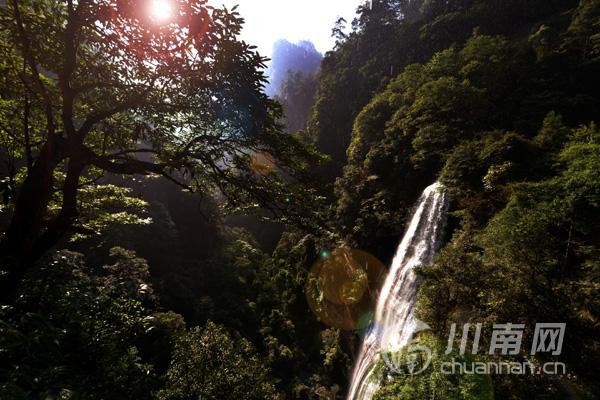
[210,0,366,57]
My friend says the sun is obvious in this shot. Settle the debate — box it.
[150,0,173,21]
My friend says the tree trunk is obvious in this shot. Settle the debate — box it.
[0,139,63,302]
[33,153,86,261]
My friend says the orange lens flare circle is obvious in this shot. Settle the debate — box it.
[305,248,386,331]
[250,151,276,175]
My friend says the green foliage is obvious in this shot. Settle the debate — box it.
[158,321,280,400]
[373,335,494,400]
[253,232,352,395]
[562,0,600,61]
[277,70,320,134]
[0,0,322,269]
[307,0,582,188]
[0,228,351,399]
[416,122,600,396]
[334,0,599,257]
[304,0,600,397]
[2,1,600,399]
[335,33,514,254]
[0,250,167,399]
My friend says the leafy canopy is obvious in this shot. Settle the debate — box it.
[0,0,320,268]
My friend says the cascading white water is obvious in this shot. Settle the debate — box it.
[346,182,449,400]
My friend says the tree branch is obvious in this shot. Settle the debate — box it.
[59,0,80,138]
[107,148,159,157]
[11,0,56,137]
[83,146,193,191]
[77,95,149,137]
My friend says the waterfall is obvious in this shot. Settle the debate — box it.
[346,182,449,400]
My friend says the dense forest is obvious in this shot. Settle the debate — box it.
[1,0,599,399]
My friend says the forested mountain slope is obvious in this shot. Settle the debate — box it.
[305,0,600,398]
[0,0,599,399]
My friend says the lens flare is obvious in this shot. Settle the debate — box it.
[305,248,385,331]
[150,0,172,21]
[250,151,276,175]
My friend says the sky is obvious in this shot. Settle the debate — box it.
[209,0,366,57]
